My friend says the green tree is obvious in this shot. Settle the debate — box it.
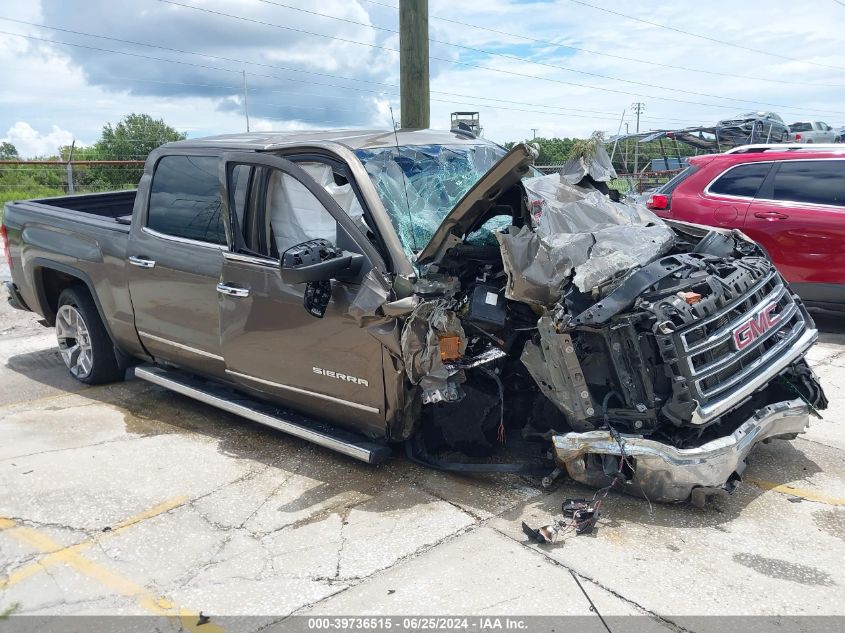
[91,113,186,188]
[0,141,18,159]
[503,137,577,164]
[95,113,186,160]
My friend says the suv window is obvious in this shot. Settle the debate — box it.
[148,155,225,244]
[771,160,845,207]
[657,164,698,195]
[790,122,812,132]
[708,162,771,198]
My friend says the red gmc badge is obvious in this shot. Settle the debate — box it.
[732,303,781,351]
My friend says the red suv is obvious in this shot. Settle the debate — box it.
[647,145,845,313]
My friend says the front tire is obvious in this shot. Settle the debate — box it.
[56,286,124,384]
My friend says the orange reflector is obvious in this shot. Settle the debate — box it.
[678,291,702,305]
[439,335,462,361]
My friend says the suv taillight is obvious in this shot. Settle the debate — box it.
[795,133,802,140]
[646,193,670,210]
[1,223,12,271]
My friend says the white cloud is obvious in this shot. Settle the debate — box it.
[0,0,843,147]
[2,122,74,158]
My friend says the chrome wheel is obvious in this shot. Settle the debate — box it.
[56,304,94,379]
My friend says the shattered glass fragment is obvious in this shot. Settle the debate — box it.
[355,144,505,258]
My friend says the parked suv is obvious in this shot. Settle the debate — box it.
[647,145,845,312]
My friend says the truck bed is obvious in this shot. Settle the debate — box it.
[30,190,137,224]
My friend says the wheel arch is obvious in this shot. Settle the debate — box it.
[31,259,121,353]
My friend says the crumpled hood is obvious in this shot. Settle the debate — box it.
[418,141,675,299]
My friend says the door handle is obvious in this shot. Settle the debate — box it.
[754,211,789,220]
[216,283,250,298]
[128,255,156,268]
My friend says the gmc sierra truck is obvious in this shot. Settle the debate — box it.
[1,129,827,505]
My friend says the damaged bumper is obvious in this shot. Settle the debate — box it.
[552,398,810,505]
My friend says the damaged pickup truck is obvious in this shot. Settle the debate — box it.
[2,129,827,505]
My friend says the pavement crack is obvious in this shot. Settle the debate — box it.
[0,436,146,463]
[491,523,694,633]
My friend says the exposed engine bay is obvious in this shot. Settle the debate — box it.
[370,145,828,505]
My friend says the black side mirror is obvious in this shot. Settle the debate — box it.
[280,239,364,318]
[280,239,364,284]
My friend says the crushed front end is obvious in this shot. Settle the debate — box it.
[536,247,826,504]
[355,141,827,504]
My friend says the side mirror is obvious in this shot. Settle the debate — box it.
[280,239,364,285]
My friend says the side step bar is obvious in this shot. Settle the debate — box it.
[134,364,392,464]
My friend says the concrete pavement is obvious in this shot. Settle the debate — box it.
[1,295,843,632]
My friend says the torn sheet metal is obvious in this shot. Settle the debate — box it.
[348,269,392,327]
[497,172,676,299]
[520,316,595,430]
[496,227,591,306]
[552,399,811,504]
[559,144,617,185]
[400,301,467,404]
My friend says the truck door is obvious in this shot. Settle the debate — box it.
[126,153,232,376]
[216,152,389,438]
[743,159,845,294]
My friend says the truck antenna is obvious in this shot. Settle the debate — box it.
[389,106,419,255]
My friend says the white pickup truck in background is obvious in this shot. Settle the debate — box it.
[788,121,837,143]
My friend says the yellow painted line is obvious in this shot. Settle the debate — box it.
[747,478,845,506]
[0,496,187,591]
[0,507,225,632]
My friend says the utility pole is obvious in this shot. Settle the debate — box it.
[531,128,538,139]
[632,102,644,176]
[399,0,430,129]
[65,140,75,194]
[242,70,251,132]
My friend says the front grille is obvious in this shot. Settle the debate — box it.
[675,270,806,405]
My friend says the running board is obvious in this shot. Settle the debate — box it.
[134,365,392,464]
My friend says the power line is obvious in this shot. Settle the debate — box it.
[249,1,845,106]
[360,0,844,89]
[568,0,845,71]
[0,21,707,126]
[0,17,394,88]
[151,0,845,116]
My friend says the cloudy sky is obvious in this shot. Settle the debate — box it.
[1,0,843,157]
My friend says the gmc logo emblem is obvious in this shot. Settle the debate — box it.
[732,303,781,351]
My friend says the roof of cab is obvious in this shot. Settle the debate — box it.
[161,128,495,152]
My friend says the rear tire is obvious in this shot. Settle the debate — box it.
[56,286,124,384]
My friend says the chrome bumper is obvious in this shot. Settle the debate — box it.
[552,399,810,505]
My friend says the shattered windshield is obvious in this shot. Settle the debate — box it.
[355,143,506,257]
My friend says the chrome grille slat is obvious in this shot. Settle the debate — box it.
[689,300,798,381]
[682,270,780,354]
[696,316,805,399]
[667,267,811,423]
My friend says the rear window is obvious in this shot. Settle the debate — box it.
[148,155,225,244]
[657,165,698,195]
[789,122,812,132]
[708,162,771,198]
[771,160,845,207]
